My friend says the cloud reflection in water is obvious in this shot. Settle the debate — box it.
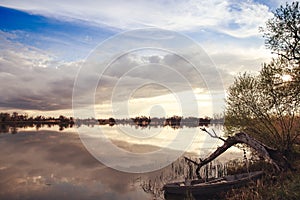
[0,130,152,199]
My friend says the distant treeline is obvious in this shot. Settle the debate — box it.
[0,112,224,133]
[0,112,74,124]
[0,112,76,134]
[0,112,75,134]
[96,115,224,129]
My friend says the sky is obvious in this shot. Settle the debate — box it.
[0,0,292,118]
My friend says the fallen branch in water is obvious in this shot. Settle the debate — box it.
[185,129,293,179]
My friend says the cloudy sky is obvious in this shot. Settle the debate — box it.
[0,0,291,118]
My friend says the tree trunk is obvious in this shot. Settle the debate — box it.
[185,132,293,179]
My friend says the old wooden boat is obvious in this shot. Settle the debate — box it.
[163,171,264,197]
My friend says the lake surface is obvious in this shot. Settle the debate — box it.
[0,124,244,199]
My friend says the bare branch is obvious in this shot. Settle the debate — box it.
[184,156,199,166]
[200,128,226,142]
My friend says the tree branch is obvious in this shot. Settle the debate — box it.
[200,128,226,142]
[187,130,293,179]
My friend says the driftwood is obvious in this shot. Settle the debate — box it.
[185,128,292,179]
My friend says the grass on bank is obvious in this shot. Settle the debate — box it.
[225,146,300,200]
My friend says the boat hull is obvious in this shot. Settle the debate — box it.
[163,171,264,198]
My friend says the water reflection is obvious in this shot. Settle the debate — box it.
[0,123,74,134]
[0,129,152,200]
[0,125,243,200]
[0,120,223,134]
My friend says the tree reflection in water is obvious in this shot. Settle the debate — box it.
[0,123,75,134]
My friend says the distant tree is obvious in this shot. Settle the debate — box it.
[23,113,28,121]
[11,112,18,121]
[0,113,10,122]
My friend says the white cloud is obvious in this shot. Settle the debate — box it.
[219,1,273,37]
[0,0,283,38]
[204,42,273,77]
[0,31,81,111]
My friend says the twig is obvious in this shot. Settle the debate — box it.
[184,156,199,165]
[200,128,226,142]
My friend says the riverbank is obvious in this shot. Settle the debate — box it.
[225,150,300,199]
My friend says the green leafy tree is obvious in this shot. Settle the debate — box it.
[226,2,300,156]
[225,59,300,155]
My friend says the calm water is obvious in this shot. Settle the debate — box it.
[0,124,244,199]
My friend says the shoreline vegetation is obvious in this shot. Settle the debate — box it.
[0,112,75,125]
[0,112,76,133]
[0,112,224,131]
[98,115,220,127]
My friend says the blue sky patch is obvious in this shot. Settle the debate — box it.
[0,6,117,60]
